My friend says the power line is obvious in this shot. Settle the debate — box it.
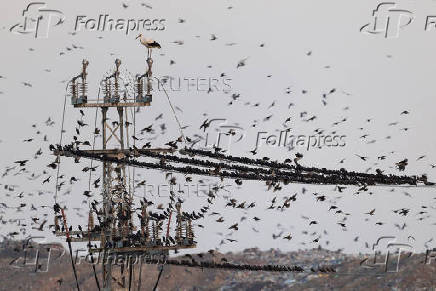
[54,146,427,187]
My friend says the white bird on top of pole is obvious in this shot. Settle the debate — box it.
[136,34,161,58]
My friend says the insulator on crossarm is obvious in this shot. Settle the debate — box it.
[152,221,157,241]
[79,81,88,103]
[70,80,78,98]
[79,82,88,94]
[136,77,143,98]
[105,80,112,102]
[114,80,119,100]
[145,222,150,242]
[187,219,193,240]
[157,220,163,237]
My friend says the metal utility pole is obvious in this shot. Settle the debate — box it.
[55,56,196,291]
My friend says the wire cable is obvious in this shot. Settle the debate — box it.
[154,77,187,145]
[152,264,164,291]
[53,82,70,203]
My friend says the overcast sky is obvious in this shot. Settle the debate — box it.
[1,0,436,256]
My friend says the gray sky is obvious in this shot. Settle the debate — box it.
[1,0,436,255]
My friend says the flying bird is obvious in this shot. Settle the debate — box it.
[396,159,408,171]
[237,57,248,68]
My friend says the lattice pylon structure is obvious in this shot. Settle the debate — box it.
[56,55,197,290]
[100,105,132,290]
[58,55,206,290]
[71,58,152,290]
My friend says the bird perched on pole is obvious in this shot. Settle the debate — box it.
[136,34,161,58]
